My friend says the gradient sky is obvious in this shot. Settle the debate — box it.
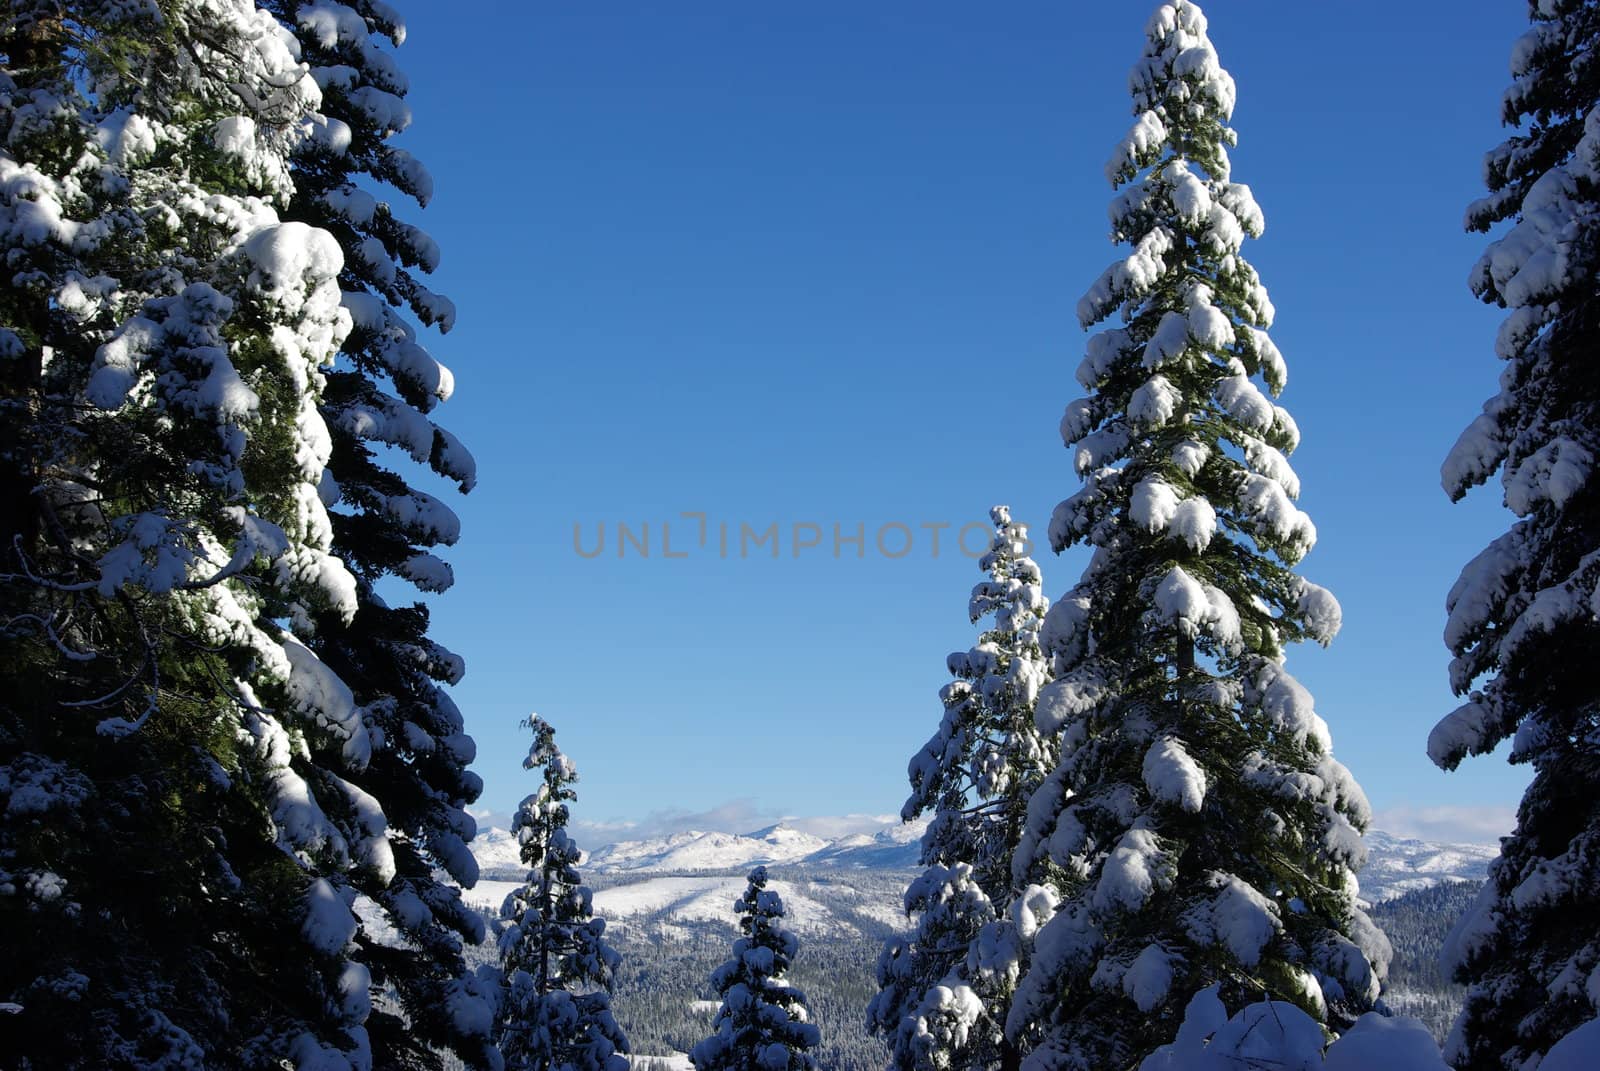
[384,1,1537,844]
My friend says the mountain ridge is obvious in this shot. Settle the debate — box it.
[470,818,1496,903]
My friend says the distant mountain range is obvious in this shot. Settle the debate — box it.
[470,817,930,879]
[466,818,1497,922]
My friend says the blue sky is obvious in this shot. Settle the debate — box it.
[388,1,1534,844]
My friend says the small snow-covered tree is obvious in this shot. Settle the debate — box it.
[691,866,821,1071]
[905,506,1053,898]
[1005,4,1388,1068]
[496,716,629,1071]
[871,506,1056,1070]
[1427,2,1600,1068]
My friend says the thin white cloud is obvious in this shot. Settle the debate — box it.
[567,798,781,845]
[776,813,903,839]
[467,806,513,832]
[1372,804,1515,846]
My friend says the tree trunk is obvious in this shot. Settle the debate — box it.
[0,346,43,571]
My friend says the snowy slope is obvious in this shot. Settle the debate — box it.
[588,874,902,937]
[460,871,910,938]
[461,879,522,915]
[627,1055,692,1071]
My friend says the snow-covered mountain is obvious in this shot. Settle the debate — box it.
[468,819,1494,909]
[1357,830,1497,903]
[468,825,526,874]
[582,823,832,873]
[472,817,927,879]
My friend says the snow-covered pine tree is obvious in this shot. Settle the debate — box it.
[691,867,821,1071]
[1004,4,1389,1068]
[1428,3,1600,1067]
[264,4,496,1066]
[870,506,1057,1070]
[0,3,435,1066]
[496,716,629,1071]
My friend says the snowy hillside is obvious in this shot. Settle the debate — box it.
[460,870,911,939]
[455,825,1497,1065]
[595,873,906,937]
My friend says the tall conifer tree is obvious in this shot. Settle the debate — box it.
[1006,5,1388,1068]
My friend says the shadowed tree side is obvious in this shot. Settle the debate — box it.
[1428,1,1600,1067]
[265,3,497,1065]
[0,1,415,1065]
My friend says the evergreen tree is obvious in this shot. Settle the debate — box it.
[0,2,488,1066]
[691,867,821,1071]
[496,716,629,1071]
[1428,2,1600,1066]
[262,4,496,1066]
[871,506,1057,1070]
[1005,4,1388,1068]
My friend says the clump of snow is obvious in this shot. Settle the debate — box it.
[282,635,370,769]
[1123,943,1176,1012]
[1542,1020,1600,1071]
[1143,737,1206,812]
[1093,825,1174,915]
[1295,579,1342,644]
[1153,566,1242,652]
[1183,873,1280,968]
[304,878,358,953]
[1140,985,1450,1071]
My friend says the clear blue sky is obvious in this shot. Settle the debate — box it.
[388,1,1534,842]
